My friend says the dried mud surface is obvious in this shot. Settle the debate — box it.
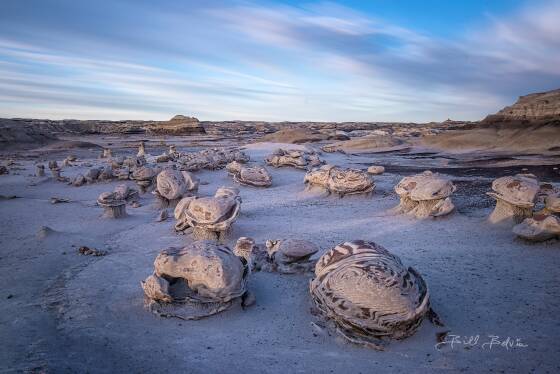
[1,132,559,373]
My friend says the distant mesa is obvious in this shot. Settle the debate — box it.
[146,115,206,135]
[484,89,560,123]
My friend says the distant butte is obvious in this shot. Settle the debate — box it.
[145,115,206,135]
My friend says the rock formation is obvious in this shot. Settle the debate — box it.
[485,89,560,122]
[141,241,251,320]
[310,240,439,350]
[174,187,241,241]
[145,115,206,135]
[393,171,456,218]
[487,174,539,225]
[304,165,374,197]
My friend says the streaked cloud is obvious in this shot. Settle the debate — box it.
[0,0,558,121]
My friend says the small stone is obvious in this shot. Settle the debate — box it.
[50,197,70,204]
[78,246,107,256]
[367,165,385,175]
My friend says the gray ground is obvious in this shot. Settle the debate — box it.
[1,136,559,373]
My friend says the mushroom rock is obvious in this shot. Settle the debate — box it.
[174,186,241,242]
[367,165,385,175]
[113,183,139,202]
[137,141,146,157]
[48,161,61,179]
[97,192,127,219]
[393,171,456,218]
[168,145,179,158]
[513,214,560,242]
[487,174,539,225]
[141,241,249,320]
[35,164,45,177]
[153,169,199,208]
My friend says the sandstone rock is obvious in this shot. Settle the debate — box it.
[485,89,560,122]
[367,165,385,175]
[310,240,435,350]
[141,241,250,320]
[174,187,241,241]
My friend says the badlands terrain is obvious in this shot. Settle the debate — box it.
[1,90,560,373]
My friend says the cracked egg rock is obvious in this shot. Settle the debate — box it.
[174,187,241,241]
[305,165,374,196]
[141,241,250,319]
[310,240,435,350]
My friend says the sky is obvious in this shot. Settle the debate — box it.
[1,0,559,122]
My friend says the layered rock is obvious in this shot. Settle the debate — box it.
[145,115,206,135]
[484,89,560,122]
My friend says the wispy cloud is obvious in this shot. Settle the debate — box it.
[0,0,558,121]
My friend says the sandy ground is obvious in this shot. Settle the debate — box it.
[1,137,560,373]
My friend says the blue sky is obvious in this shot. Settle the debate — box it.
[1,0,559,121]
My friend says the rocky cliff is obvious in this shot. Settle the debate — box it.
[485,89,560,122]
[425,89,560,153]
